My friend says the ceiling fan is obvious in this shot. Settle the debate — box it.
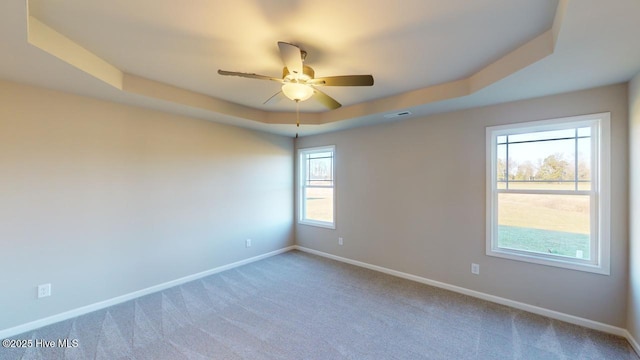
[218,41,374,110]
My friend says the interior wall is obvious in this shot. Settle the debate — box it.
[296,83,629,327]
[0,80,294,331]
[628,72,640,343]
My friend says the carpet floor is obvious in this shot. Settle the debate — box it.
[1,250,638,359]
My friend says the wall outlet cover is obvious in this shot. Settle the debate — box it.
[38,283,51,298]
[471,263,480,275]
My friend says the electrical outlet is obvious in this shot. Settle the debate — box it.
[246,239,252,248]
[471,263,480,275]
[38,283,51,298]
[338,237,343,246]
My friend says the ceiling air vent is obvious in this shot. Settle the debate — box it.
[383,110,413,119]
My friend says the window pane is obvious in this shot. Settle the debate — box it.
[504,136,580,190]
[509,128,575,143]
[497,144,506,182]
[307,156,333,186]
[307,151,332,159]
[577,127,591,137]
[497,193,590,259]
[577,137,591,181]
[510,139,574,180]
[304,187,333,222]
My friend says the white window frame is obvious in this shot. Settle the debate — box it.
[298,145,336,229]
[486,113,610,275]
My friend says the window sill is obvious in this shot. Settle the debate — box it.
[298,220,335,230]
[487,248,610,275]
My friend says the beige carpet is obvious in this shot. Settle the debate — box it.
[2,250,638,359]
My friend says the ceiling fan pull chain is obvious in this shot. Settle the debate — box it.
[295,100,300,138]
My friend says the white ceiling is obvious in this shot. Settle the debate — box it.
[1,0,639,137]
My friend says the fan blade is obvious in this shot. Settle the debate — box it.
[312,75,374,86]
[218,70,282,82]
[305,79,326,86]
[312,88,341,110]
[277,42,303,78]
[263,91,285,105]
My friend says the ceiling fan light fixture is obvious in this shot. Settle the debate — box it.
[218,41,373,110]
[282,83,314,102]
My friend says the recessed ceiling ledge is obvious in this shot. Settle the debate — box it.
[24,0,568,128]
[122,74,268,123]
[26,14,123,90]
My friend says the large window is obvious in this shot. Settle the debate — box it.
[299,146,335,228]
[486,113,610,274]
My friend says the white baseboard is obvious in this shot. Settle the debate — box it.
[625,330,640,357]
[294,246,629,338]
[0,246,295,339]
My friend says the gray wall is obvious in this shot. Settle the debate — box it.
[0,80,294,330]
[296,83,629,327]
[629,72,640,342]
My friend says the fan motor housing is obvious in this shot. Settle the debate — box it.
[283,66,315,81]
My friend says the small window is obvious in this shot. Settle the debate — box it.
[486,113,610,274]
[298,146,335,228]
